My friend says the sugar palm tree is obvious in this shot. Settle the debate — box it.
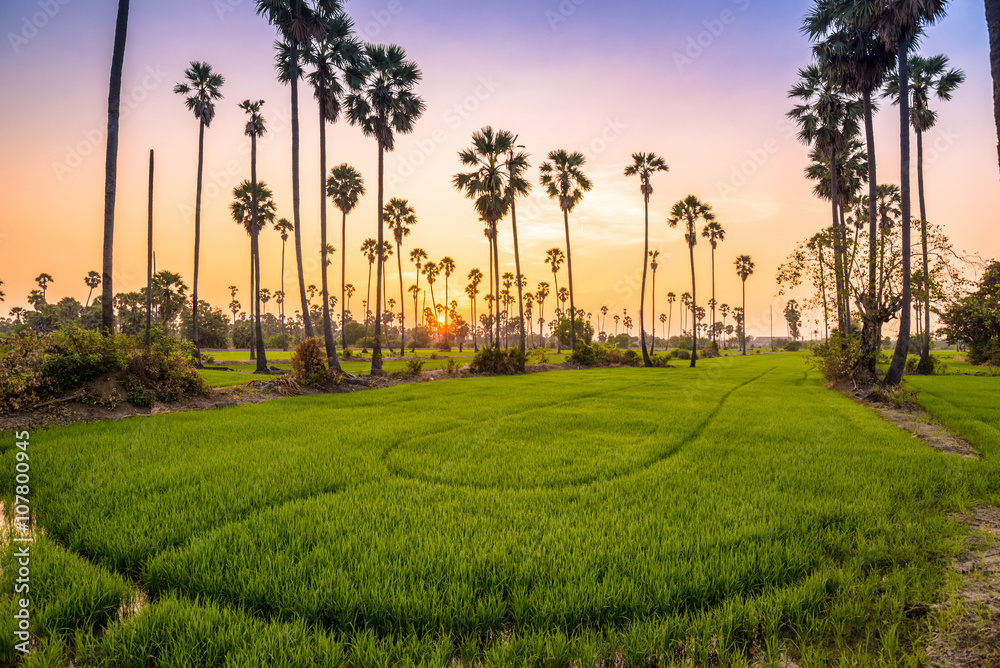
[422,261,440,339]
[327,164,365,349]
[505,138,532,362]
[467,268,483,351]
[666,291,676,342]
[886,53,964,372]
[345,43,424,372]
[101,0,130,334]
[649,251,660,353]
[789,63,863,338]
[735,254,755,356]
[232,100,271,375]
[600,305,609,337]
[378,240,394,353]
[453,127,517,348]
[536,281,550,346]
[273,217,294,350]
[990,0,1000,176]
[256,0,342,339]
[35,273,53,303]
[669,196,715,367]
[719,303,731,349]
[625,152,669,366]
[409,248,428,344]
[540,150,592,352]
[681,292,692,335]
[701,220,726,348]
[440,256,456,339]
[385,198,416,355]
[360,238,377,352]
[174,60,224,364]
[84,271,101,307]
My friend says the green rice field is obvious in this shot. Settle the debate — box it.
[2,353,998,666]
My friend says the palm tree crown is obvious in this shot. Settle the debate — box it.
[327,163,365,214]
[345,43,425,152]
[174,61,225,127]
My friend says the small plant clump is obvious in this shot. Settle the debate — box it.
[405,358,426,377]
[291,338,329,387]
[469,345,527,375]
[445,358,462,375]
[571,343,643,368]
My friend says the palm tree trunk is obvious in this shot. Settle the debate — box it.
[887,42,913,387]
[192,120,205,365]
[859,88,880,373]
[988,0,1000,177]
[444,275,450,341]
[397,246,406,356]
[372,142,385,373]
[651,271,656,355]
[818,243,830,343]
[512,202,527,361]
[250,135,268,374]
[640,195,652,367]
[318,97,342,373]
[741,280,747,356]
[101,0,129,335]
[363,262,372,353]
[281,240,288,351]
[689,243,697,368]
[249,242,256,359]
[828,149,848,338]
[838,202,851,327]
[564,210,577,353]
[145,148,153,349]
[414,269,421,349]
[667,303,673,343]
[341,211,348,350]
[290,43,312,339]
[487,242,494,346]
[710,247,717,346]
[916,128,932,373]
[471,293,477,352]
[552,273,560,353]
[492,226,502,347]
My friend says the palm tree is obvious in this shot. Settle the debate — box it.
[84,271,101,307]
[702,220,726,348]
[544,249,565,346]
[378,240,394,353]
[360,238,377,352]
[719,303,731,349]
[9,307,24,324]
[327,164,365,349]
[600,305,609,337]
[409,248,428,346]
[256,0,339,340]
[886,53,964,372]
[788,63,864,338]
[273,218,294,350]
[505,139,532,363]
[467,268,483,351]
[625,152,669,366]
[735,255,755,356]
[648,250,660,353]
[174,61,224,363]
[385,198,416,355]
[989,0,1000,176]
[233,96,270,376]
[668,196,715,367]
[540,150,592,352]
[614,314,621,336]
[681,292,692,335]
[440,256,456,339]
[422,261,440,338]
[35,273,53,303]
[101,0,130,334]
[536,281,550,346]
[345,43,425,373]
[453,127,517,348]
[666,292,676,342]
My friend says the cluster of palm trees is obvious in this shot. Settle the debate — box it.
[792,0,965,385]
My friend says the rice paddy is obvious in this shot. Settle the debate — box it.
[1,354,997,666]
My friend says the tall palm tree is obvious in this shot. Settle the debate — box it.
[886,53,964,372]
[701,220,726,348]
[544,249,566,353]
[625,152,669,366]
[379,240,394,353]
[540,150,592,352]
[806,0,896,370]
[84,271,101,308]
[467,268,483,351]
[409,248,428,346]
[536,281,550,346]
[422,261,440,338]
[788,63,863,336]
[327,164,365,349]
[668,195,715,367]
[735,255,755,356]
[236,98,270,374]
[649,251,660,353]
[666,291,676,342]
[681,292,692,335]
[273,218,294,350]
[101,0,129,334]
[440,256,456,339]
[305,13,359,370]
[453,127,517,348]
[360,238,377,352]
[174,61,224,364]
[719,303,731,348]
[990,0,1000,176]
[35,273,53,303]
[256,0,341,339]
[385,198,416,355]
[345,43,424,373]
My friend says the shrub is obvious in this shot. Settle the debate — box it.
[674,349,691,361]
[41,327,129,394]
[445,358,462,375]
[0,331,48,412]
[533,349,549,364]
[810,333,869,383]
[784,340,803,352]
[905,354,947,375]
[124,349,205,405]
[968,338,1000,367]
[405,358,425,377]
[339,348,354,360]
[469,346,527,375]
[436,340,452,352]
[291,338,328,386]
[570,343,644,368]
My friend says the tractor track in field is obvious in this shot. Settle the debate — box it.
[383,367,775,492]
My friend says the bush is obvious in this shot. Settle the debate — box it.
[291,338,328,386]
[533,349,549,364]
[783,340,803,352]
[674,348,691,360]
[811,333,868,383]
[41,327,129,394]
[905,354,947,375]
[0,331,48,412]
[445,358,462,375]
[968,338,1000,367]
[469,345,527,375]
[570,343,643,368]
[435,340,452,352]
[405,358,425,377]
[339,348,354,360]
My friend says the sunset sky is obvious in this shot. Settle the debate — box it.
[1,0,997,338]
